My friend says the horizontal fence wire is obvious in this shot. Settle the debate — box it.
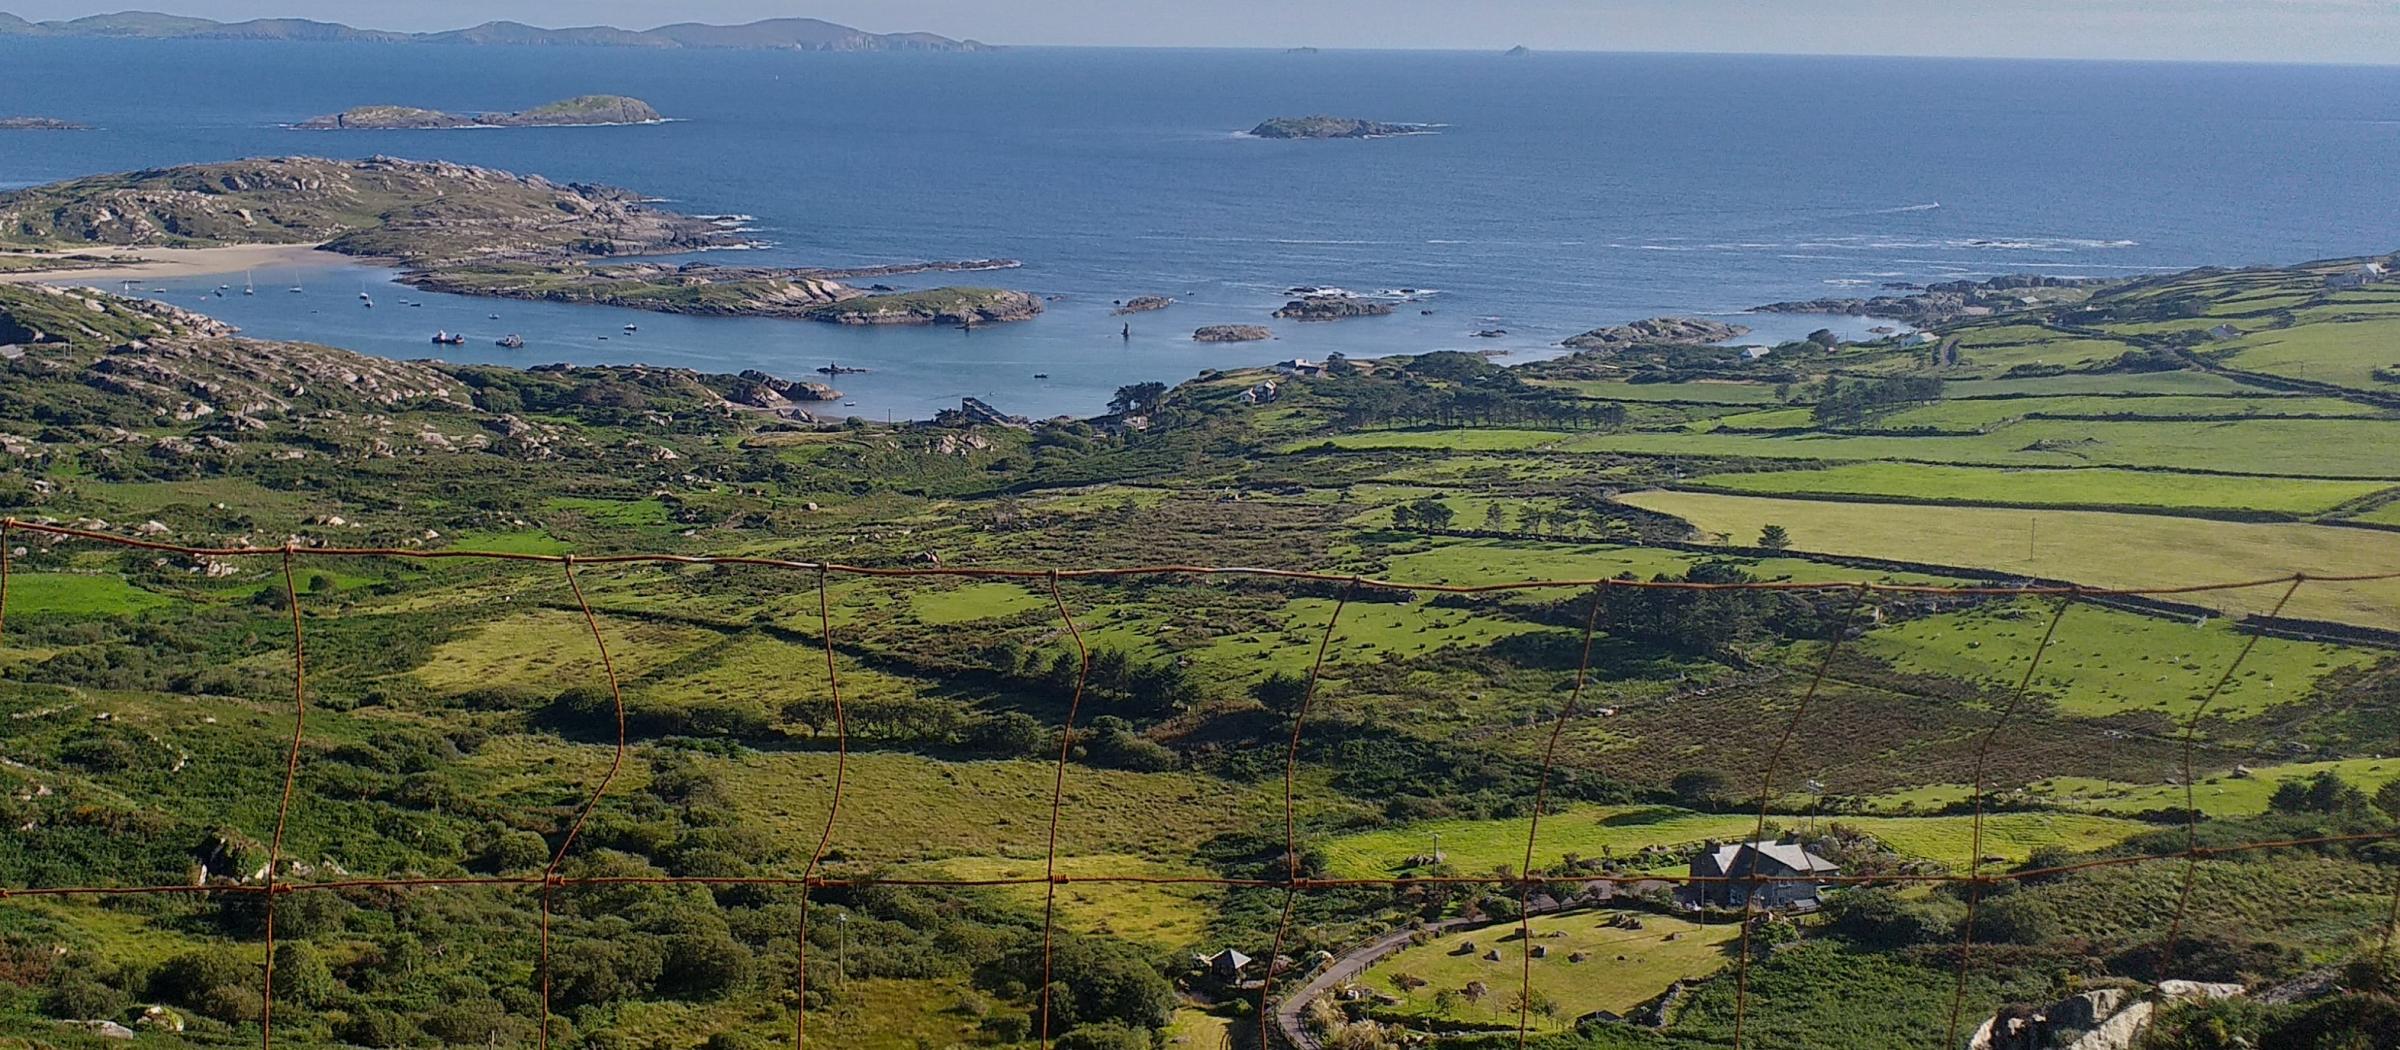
[0,516,2396,1050]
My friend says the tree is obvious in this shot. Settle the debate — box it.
[1389,502,1417,530]
[1108,382,1168,415]
[1056,1023,1151,1050]
[1409,497,1456,531]
[1252,672,1311,718]
[2270,771,2370,816]
[1669,769,1735,809]
[1481,503,1509,533]
[272,942,337,1007]
[2374,778,2400,823]
[1758,524,1792,550]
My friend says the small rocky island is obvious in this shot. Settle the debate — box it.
[1562,316,1748,351]
[0,116,89,130]
[1248,116,1430,139]
[298,95,665,130]
[1112,295,1175,315]
[1194,325,1274,343]
[1274,294,1395,321]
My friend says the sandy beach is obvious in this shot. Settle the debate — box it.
[0,242,348,284]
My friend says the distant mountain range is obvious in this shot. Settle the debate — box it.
[0,10,992,51]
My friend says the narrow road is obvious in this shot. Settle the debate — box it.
[1272,898,1591,1048]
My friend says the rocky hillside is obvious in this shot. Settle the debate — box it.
[297,95,664,130]
[0,156,738,264]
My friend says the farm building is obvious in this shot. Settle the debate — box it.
[1681,838,1839,912]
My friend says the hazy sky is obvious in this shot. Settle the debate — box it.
[9,1,2400,63]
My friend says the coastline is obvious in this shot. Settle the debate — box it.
[0,242,352,284]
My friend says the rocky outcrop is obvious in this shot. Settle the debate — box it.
[803,287,1042,326]
[1972,982,2244,1050]
[298,95,665,129]
[728,369,838,408]
[1112,295,1174,315]
[0,116,88,130]
[1194,324,1273,343]
[1248,116,1430,139]
[1274,295,1394,321]
[0,156,742,266]
[1562,316,1748,351]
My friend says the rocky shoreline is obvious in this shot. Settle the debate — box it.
[1755,274,2119,325]
[402,261,1041,326]
[1112,295,1175,315]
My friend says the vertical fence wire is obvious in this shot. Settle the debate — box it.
[258,549,311,1050]
[792,565,851,1049]
[1943,591,2077,1047]
[540,556,632,1050]
[1730,583,1867,1050]
[1514,585,1610,1047]
[1259,578,1358,1050]
[2153,576,2307,987]
[1036,571,1095,1049]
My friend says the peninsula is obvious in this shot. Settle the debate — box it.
[1248,115,1431,139]
[0,157,1043,326]
[297,95,664,130]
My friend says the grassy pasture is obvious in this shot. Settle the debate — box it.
[1857,599,2374,719]
[905,853,1218,949]
[1319,805,2152,880]
[1875,395,2379,429]
[1528,379,1786,404]
[1684,463,2389,515]
[2212,317,2400,391]
[1619,490,2400,629]
[0,572,172,616]
[1364,911,1741,1028]
[1563,418,2400,478]
[2032,757,2400,817]
[1285,428,1569,453]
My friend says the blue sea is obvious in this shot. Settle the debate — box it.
[4,39,2398,419]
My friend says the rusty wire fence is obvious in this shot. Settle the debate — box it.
[3,516,2398,1050]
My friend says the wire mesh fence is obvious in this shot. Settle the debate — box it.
[3,516,2397,1050]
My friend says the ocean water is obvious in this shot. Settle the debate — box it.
[4,39,2398,419]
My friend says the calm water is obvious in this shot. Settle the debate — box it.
[5,40,2398,418]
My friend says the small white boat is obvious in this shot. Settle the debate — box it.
[622,324,639,333]
[243,271,254,296]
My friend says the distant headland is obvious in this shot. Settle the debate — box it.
[0,11,991,52]
[0,116,87,130]
[1248,116,1434,140]
[298,96,665,130]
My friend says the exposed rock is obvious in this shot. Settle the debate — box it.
[1562,316,1748,351]
[1249,116,1431,139]
[1112,295,1175,315]
[1194,324,1274,343]
[1273,295,1394,322]
[0,116,89,130]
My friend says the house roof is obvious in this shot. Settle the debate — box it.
[1201,948,1253,970]
[1705,840,1839,876]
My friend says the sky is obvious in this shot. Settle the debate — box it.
[7,0,2400,64]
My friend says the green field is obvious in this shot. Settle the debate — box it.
[0,572,172,616]
[1619,490,2400,630]
[2213,317,2400,391]
[1684,463,2389,514]
[1320,805,2153,880]
[1858,599,2376,719]
[2033,757,2400,817]
[1364,912,1742,1028]
[1561,418,2400,478]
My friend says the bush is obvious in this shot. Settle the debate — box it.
[43,974,129,1020]
[1055,1022,1152,1050]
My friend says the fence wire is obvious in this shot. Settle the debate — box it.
[2,516,2397,1050]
